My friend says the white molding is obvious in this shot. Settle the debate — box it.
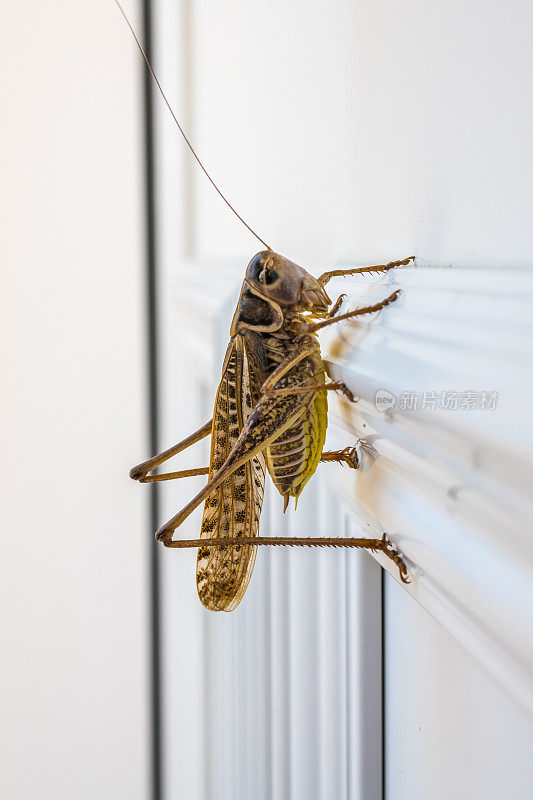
[322,262,533,715]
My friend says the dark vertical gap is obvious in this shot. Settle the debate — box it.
[265,500,273,800]
[142,1,162,798]
[181,0,194,257]
[344,522,351,800]
[381,570,386,800]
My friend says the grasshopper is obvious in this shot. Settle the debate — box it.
[117,1,411,611]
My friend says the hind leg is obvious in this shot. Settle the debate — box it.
[130,419,212,481]
[164,532,410,583]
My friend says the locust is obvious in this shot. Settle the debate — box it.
[117,0,411,611]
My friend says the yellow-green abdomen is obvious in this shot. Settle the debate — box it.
[266,384,328,505]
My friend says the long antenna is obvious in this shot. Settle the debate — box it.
[113,0,271,250]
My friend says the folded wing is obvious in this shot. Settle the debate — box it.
[197,332,267,611]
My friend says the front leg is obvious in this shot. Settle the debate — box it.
[318,256,414,288]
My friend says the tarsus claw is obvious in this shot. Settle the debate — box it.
[380,533,411,584]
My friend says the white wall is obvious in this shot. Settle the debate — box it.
[182,0,533,271]
[385,578,533,800]
[0,3,150,798]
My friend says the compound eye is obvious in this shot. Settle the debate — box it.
[259,268,278,285]
[248,253,263,278]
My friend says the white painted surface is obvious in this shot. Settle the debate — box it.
[324,264,533,715]
[187,0,533,271]
[150,0,533,798]
[385,576,533,800]
[1,2,150,799]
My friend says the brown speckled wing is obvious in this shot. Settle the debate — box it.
[196,333,266,612]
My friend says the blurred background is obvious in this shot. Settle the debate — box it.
[2,1,533,799]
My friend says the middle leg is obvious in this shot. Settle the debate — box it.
[264,381,356,403]
[320,447,359,469]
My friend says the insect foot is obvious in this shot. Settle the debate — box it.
[337,382,357,402]
[378,533,410,583]
[340,446,359,469]
[388,256,415,269]
[155,525,173,545]
[384,288,401,306]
